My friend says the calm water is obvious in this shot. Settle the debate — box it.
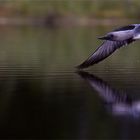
[0,26,140,139]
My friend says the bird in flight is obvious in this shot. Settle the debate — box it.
[77,24,140,69]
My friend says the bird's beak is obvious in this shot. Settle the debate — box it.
[98,35,112,40]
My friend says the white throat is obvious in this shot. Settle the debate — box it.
[134,34,140,40]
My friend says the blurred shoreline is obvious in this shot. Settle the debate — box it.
[0,0,139,27]
[0,17,138,27]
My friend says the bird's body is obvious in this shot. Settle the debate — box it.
[77,24,140,69]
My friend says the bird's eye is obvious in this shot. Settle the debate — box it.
[109,34,114,38]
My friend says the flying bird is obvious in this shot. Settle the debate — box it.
[77,24,140,69]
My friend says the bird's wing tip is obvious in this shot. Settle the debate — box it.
[75,64,86,69]
[76,65,88,69]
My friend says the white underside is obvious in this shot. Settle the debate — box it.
[133,34,140,40]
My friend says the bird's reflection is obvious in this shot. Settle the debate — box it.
[78,71,140,119]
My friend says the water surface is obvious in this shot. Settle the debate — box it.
[0,26,140,139]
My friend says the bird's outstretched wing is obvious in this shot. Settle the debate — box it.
[77,40,132,69]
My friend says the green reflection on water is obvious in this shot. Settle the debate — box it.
[0,26,139,139]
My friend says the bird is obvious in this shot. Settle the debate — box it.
[77,24,140,69]
[77,71,140,118]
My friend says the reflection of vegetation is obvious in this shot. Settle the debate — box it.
[0,26,140,138]
[0,0,140,19]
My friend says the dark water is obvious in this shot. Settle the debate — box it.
[0,26,140,139]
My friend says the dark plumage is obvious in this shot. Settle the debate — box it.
[77,24,140,69]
